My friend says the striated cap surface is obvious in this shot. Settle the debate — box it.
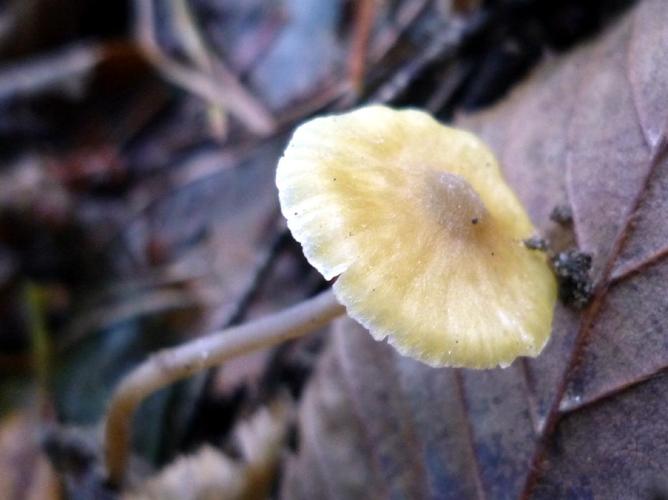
[276,106,556,368]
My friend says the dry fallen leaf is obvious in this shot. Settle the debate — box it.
[0,410,61,500]
[125,403,289,500]
[282,1,668,498]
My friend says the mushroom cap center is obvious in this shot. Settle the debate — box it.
[423,170,488,236]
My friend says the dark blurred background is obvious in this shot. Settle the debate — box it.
[0,1,634,498]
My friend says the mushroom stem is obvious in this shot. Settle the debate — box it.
[103,288,345,487]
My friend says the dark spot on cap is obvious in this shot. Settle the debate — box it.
[471,217,479,225]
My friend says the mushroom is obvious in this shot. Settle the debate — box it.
[276,105,556,368]
[102,106,556,486]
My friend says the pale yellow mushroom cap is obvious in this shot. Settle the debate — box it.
[276,106,556,368]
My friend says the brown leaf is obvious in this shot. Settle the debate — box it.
[126,404,289,500]
[282,1,668,498]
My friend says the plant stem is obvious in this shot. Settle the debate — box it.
[104,288,345,487]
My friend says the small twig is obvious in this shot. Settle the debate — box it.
[369,0,431,63]
[172,0,227,137]
[276,79,352,126]
[171,0,214,71]
[370,10,490,105]
[104,288,345,487]
[133,0,276,136]
[24,283,52,417]
[348,0,377,92]
[425,59,473,113]
[59,288,202,351]
[0,43,101,100]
